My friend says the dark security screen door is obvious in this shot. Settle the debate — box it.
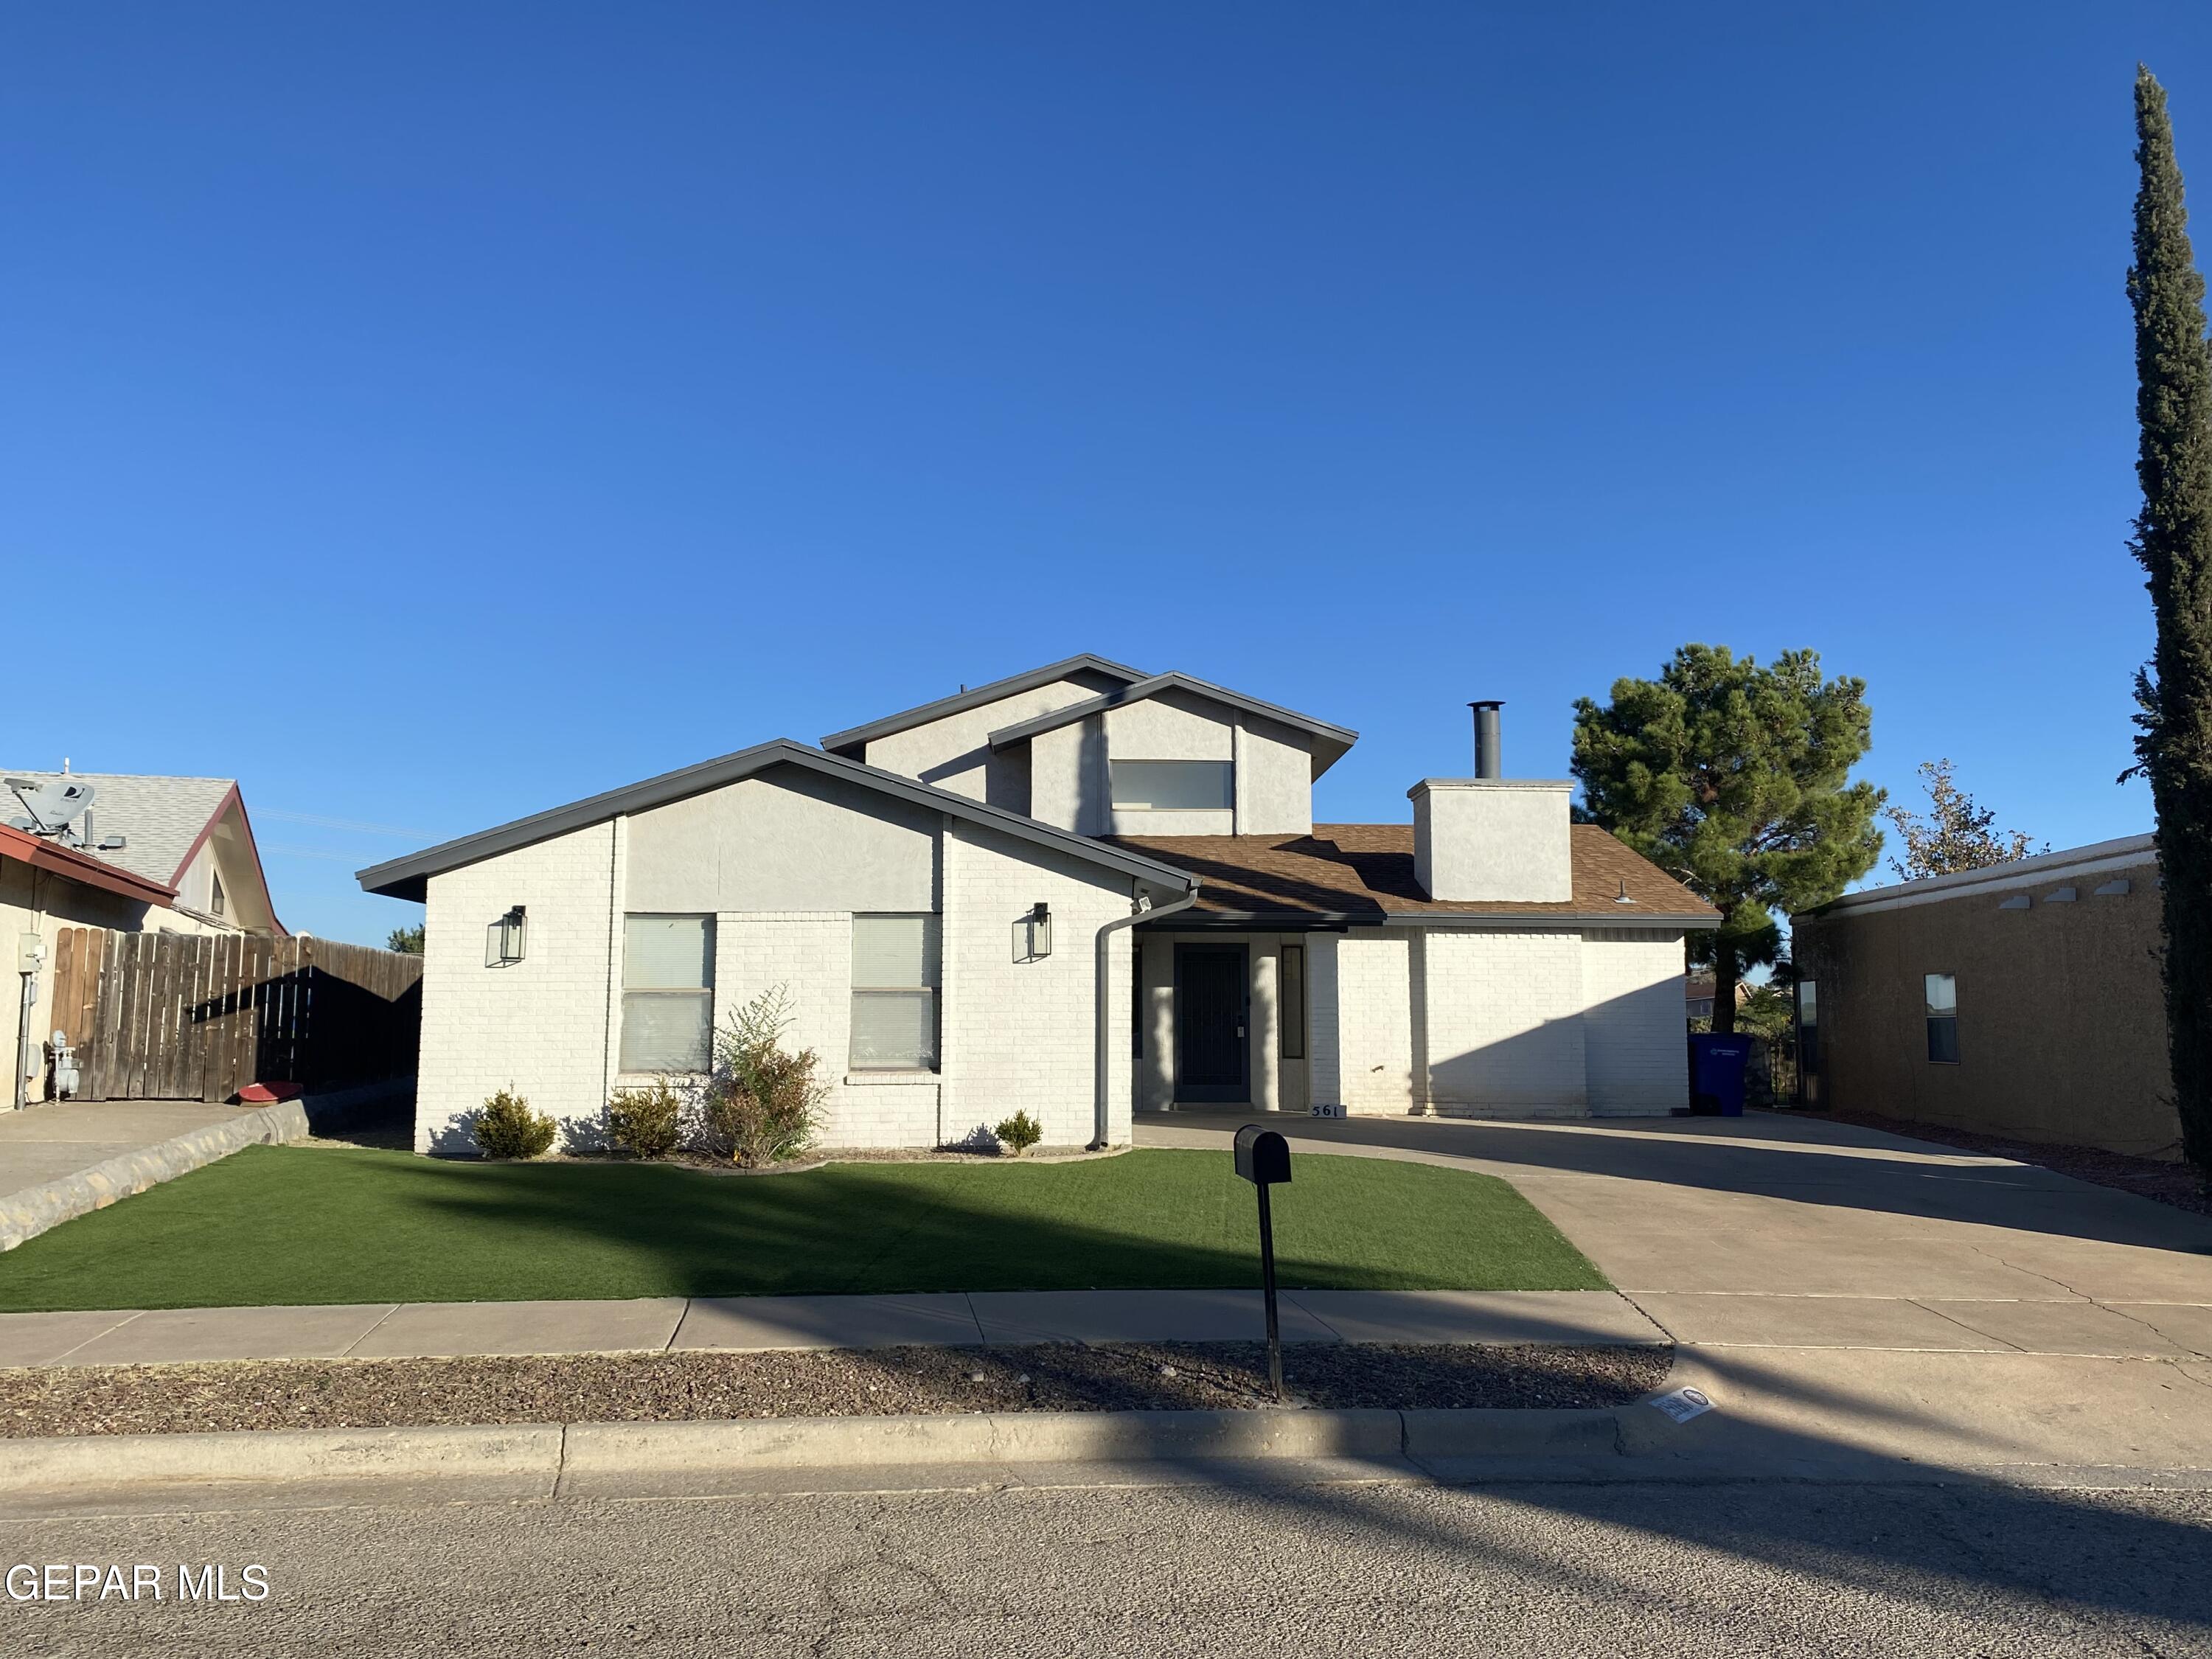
[1175,945,1249,1104]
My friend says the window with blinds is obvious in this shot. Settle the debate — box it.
[852,914,939,1071]
[620,914,714,1073]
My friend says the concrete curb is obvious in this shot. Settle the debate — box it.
[0,1081,411,1253]
[0,1422,563,1494]
[0,1392,1678,1497]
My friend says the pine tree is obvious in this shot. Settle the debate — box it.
[1572,644,1884,1034]
[2129,66,2212,1172]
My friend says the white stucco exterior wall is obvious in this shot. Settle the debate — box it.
[625,773,936,914]
[1028,720,1105,836]
[1234,716,1315,836]
[862,670,1121,810]
[1411,780,1573,902]
[1581,928,1691,1113]
[1104,691,1235,836]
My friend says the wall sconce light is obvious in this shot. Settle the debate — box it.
[1017,902,1052,963]
[486,905,527,967]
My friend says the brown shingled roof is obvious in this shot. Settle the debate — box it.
[1107,823,1719,925]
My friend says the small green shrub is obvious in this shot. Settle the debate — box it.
[607,1079,685,1160]
[473,1088,557,1160]
[994,1110,1043,1158]
[699,986,824,1167]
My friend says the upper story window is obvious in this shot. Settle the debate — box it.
[622,914,715,1073]
[1109,760,1232,811]
[1924,972,1958,1064]
[209,868,226,919]
[852,914,939,1071]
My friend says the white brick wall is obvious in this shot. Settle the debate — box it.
[1334,930,1415,1113]
[1300,923,1686,1121]
[417,823,619,1154]
[695,911,931,1150]
[1307,932,1342,1109]
[1422,928,1588,1113]
[1581,928,1690,1113]
[417,793,1144,1155]
[940,821,1131,1147]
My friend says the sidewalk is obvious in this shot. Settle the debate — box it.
[0,1288,1666,1368]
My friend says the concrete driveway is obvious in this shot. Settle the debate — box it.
[0,1099,252,1197]
[1138,1110,2212,1472]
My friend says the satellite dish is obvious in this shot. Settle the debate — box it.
[4,777,96,835]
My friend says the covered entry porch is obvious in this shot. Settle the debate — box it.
[1133,928,1327,1113]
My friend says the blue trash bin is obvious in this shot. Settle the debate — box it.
[1687,1034,1750,1116]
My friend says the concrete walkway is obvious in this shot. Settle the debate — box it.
[0,1287,1663,1369]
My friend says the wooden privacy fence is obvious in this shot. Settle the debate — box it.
[47,929,423,1103]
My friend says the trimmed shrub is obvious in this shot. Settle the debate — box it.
[607,1079,685,1160]
[994,1110,1043,1158]
[698,986,824,1168]
[473,1088,557,1160]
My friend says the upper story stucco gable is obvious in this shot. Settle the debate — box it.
[835,660,1355,841]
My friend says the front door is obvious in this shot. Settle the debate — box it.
[1175,945,1249,1105]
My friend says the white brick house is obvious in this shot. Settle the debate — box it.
[361,657,1717,1155]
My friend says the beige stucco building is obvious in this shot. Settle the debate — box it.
[1791,835,2177,1158]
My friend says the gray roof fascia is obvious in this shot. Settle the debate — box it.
[986,673,1359,759]
[820,655,1149,757]
[1380,909,1720,930]
[356,740,1199,902]
[1793,832,2158,922]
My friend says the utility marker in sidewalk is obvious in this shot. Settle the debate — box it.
[1233,1124,1293,1400]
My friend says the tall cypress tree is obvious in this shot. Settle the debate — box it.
[2129,66,2212,1173]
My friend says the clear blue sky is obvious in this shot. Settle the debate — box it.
[8,3,2207,944]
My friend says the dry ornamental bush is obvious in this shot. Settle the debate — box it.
[607,1079,685,1160]
[994,1110,1043,1158]
[473,1088,557,1160]
[699,986,824,1167]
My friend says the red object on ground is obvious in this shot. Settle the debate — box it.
[236,1080,303,1105]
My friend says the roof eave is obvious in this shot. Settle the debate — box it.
[985,672,1358,760]
[0,825,178,907]
[819,655,1149,757]
[1380,909,1720,928]
[357,740,1202,902]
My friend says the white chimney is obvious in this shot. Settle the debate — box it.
[1409,703,1572,902]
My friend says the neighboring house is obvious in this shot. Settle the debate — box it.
[1791,835,2174,1158]
[1,769,283,1108]
[1686,975,1716,1021]
[1683,975,1753,1023]
[3,771,282,935]
[361,656,1717,1156]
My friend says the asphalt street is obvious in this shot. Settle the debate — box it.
[4,1472,2209,1658]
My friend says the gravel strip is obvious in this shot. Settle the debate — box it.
[0,1342,1671,1439]
[1802,1107,2211,1217]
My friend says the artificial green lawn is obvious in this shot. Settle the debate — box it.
[0,1146,1606,1312]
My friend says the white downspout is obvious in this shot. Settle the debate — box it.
[1093,879,1200,1150]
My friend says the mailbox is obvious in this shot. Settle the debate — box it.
[1234,1124,1291,1187]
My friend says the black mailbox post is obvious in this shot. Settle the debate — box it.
[1233,1125,1293,1399]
